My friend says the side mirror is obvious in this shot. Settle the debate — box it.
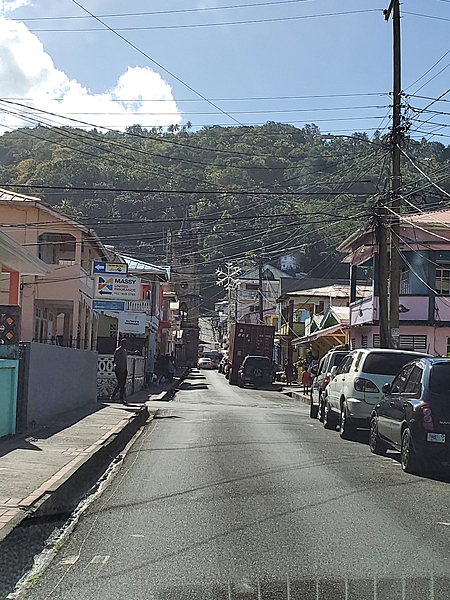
[382,383,391,395]
[330,366,338,379]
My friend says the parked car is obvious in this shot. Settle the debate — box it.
[197,357,214,369]
[201,351,222,369]
[237,355,273,388]
[323,348,431,439]
[310,349,349,420]
[369,357,450,474]
[218,355,228,373]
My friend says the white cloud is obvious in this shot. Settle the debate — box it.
[0,16,182,133]
[0,1,29,13]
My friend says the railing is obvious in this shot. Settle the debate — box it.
[97,354,146,399]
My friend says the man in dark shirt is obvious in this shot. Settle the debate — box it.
[110,339,129,403]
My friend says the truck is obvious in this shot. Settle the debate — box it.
[227,323,275,385]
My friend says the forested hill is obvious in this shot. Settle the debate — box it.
[0,122,449,292]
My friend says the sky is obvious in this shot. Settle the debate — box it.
[0,0,449,141]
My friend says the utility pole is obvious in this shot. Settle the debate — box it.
[384,0,402,348]
[258,252,264,324]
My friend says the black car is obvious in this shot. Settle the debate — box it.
[237,356,273,388]
[369,357,450,474]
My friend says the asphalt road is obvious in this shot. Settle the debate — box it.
[23,370,450,600]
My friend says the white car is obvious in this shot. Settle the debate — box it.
[323,348,431,439]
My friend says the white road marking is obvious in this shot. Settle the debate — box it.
[89,555,110,564]
[58,555,79,565]
[130,534,145,537]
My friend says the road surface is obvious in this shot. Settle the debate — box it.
[22,370,450,600]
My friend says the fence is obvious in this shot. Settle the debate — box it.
[17,342,98,429]
[97,355,146,399]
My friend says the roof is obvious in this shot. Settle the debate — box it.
[0,229,50,276]
[406,209,450,227]
[0,188,112,260]
[283,284,371,300]
[292,323,347,346]
[240,263,292,281]
[121,254,170,280]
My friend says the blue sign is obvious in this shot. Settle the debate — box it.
[93,261,128,275]
[93,300,125,312]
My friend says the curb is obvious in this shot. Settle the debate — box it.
[291,390,312,405]
[0,405,150,544]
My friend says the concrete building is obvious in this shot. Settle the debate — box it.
[339,209,450,355]
[0,189,111,349]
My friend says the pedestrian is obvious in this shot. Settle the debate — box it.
[110,339,129,404]
[154,353,165,385]
[284,360,295,385]
[168,359,176,382]
[302,367,313,394]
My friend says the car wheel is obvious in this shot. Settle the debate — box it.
[318,394,325,422]
[309,397,319,419]
[323,398,338,430]
[369,417,386,455]
[401,428,421,474]
[339,402,356,440]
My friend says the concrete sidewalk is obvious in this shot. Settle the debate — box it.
[0,369,187,543]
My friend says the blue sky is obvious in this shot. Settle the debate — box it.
[0,0,449,141]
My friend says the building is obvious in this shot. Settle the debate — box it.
[170,229,201,366]
[0,188,112,349]
[339,209,450,355]
[277,284,370,365]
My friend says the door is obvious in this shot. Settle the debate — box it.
[328,354,354,413]
[0,359,18,437]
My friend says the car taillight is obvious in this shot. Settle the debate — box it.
[354,378,380,393]
[323,376,330,388]
[421,403,435,432]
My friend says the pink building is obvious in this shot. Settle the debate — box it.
[0,189,111,348]
[339,209,450,356]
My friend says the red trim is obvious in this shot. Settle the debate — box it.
[1,267,19,305]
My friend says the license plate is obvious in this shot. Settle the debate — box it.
[427,433,446,443]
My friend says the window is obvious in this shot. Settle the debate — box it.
[403,366,423,396]
[361,335,368,348]
[38,233,76,265]
[40,233,75,265]
[337,355,353,374]
[246,284,259,291]
[400,269,410,295]
[435,261,450,295]
[390,363,416,394]
[362,352,424,376]
[351,338,356,350]
[373,334,427,352]
[429,364,450,409]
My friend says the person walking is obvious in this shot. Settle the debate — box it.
[284,360,295,386]
[110,339,129,404]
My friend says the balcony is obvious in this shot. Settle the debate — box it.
[350,295,430,326]
[278,322,305,337]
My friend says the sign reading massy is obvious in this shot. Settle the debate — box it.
[94,275,141,300]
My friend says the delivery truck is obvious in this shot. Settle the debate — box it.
[227,323,275,385]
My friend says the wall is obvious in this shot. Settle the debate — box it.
[18,342,98,427]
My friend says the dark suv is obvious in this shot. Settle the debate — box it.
[370,357,450,474]
[237,356,273,388]
[310,349,349,420]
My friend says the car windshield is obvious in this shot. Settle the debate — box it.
[362,352,424,375]
[244,357,271,368]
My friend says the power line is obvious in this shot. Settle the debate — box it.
[70,0,242,126]
[31,9,383,32]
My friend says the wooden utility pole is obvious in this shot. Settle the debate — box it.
[258,253,264,324]
[384,0,402,348]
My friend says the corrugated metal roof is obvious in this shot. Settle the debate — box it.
[406,209,450,227]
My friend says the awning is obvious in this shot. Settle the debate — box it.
[0,229,50,275]
[292,323,347,347]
